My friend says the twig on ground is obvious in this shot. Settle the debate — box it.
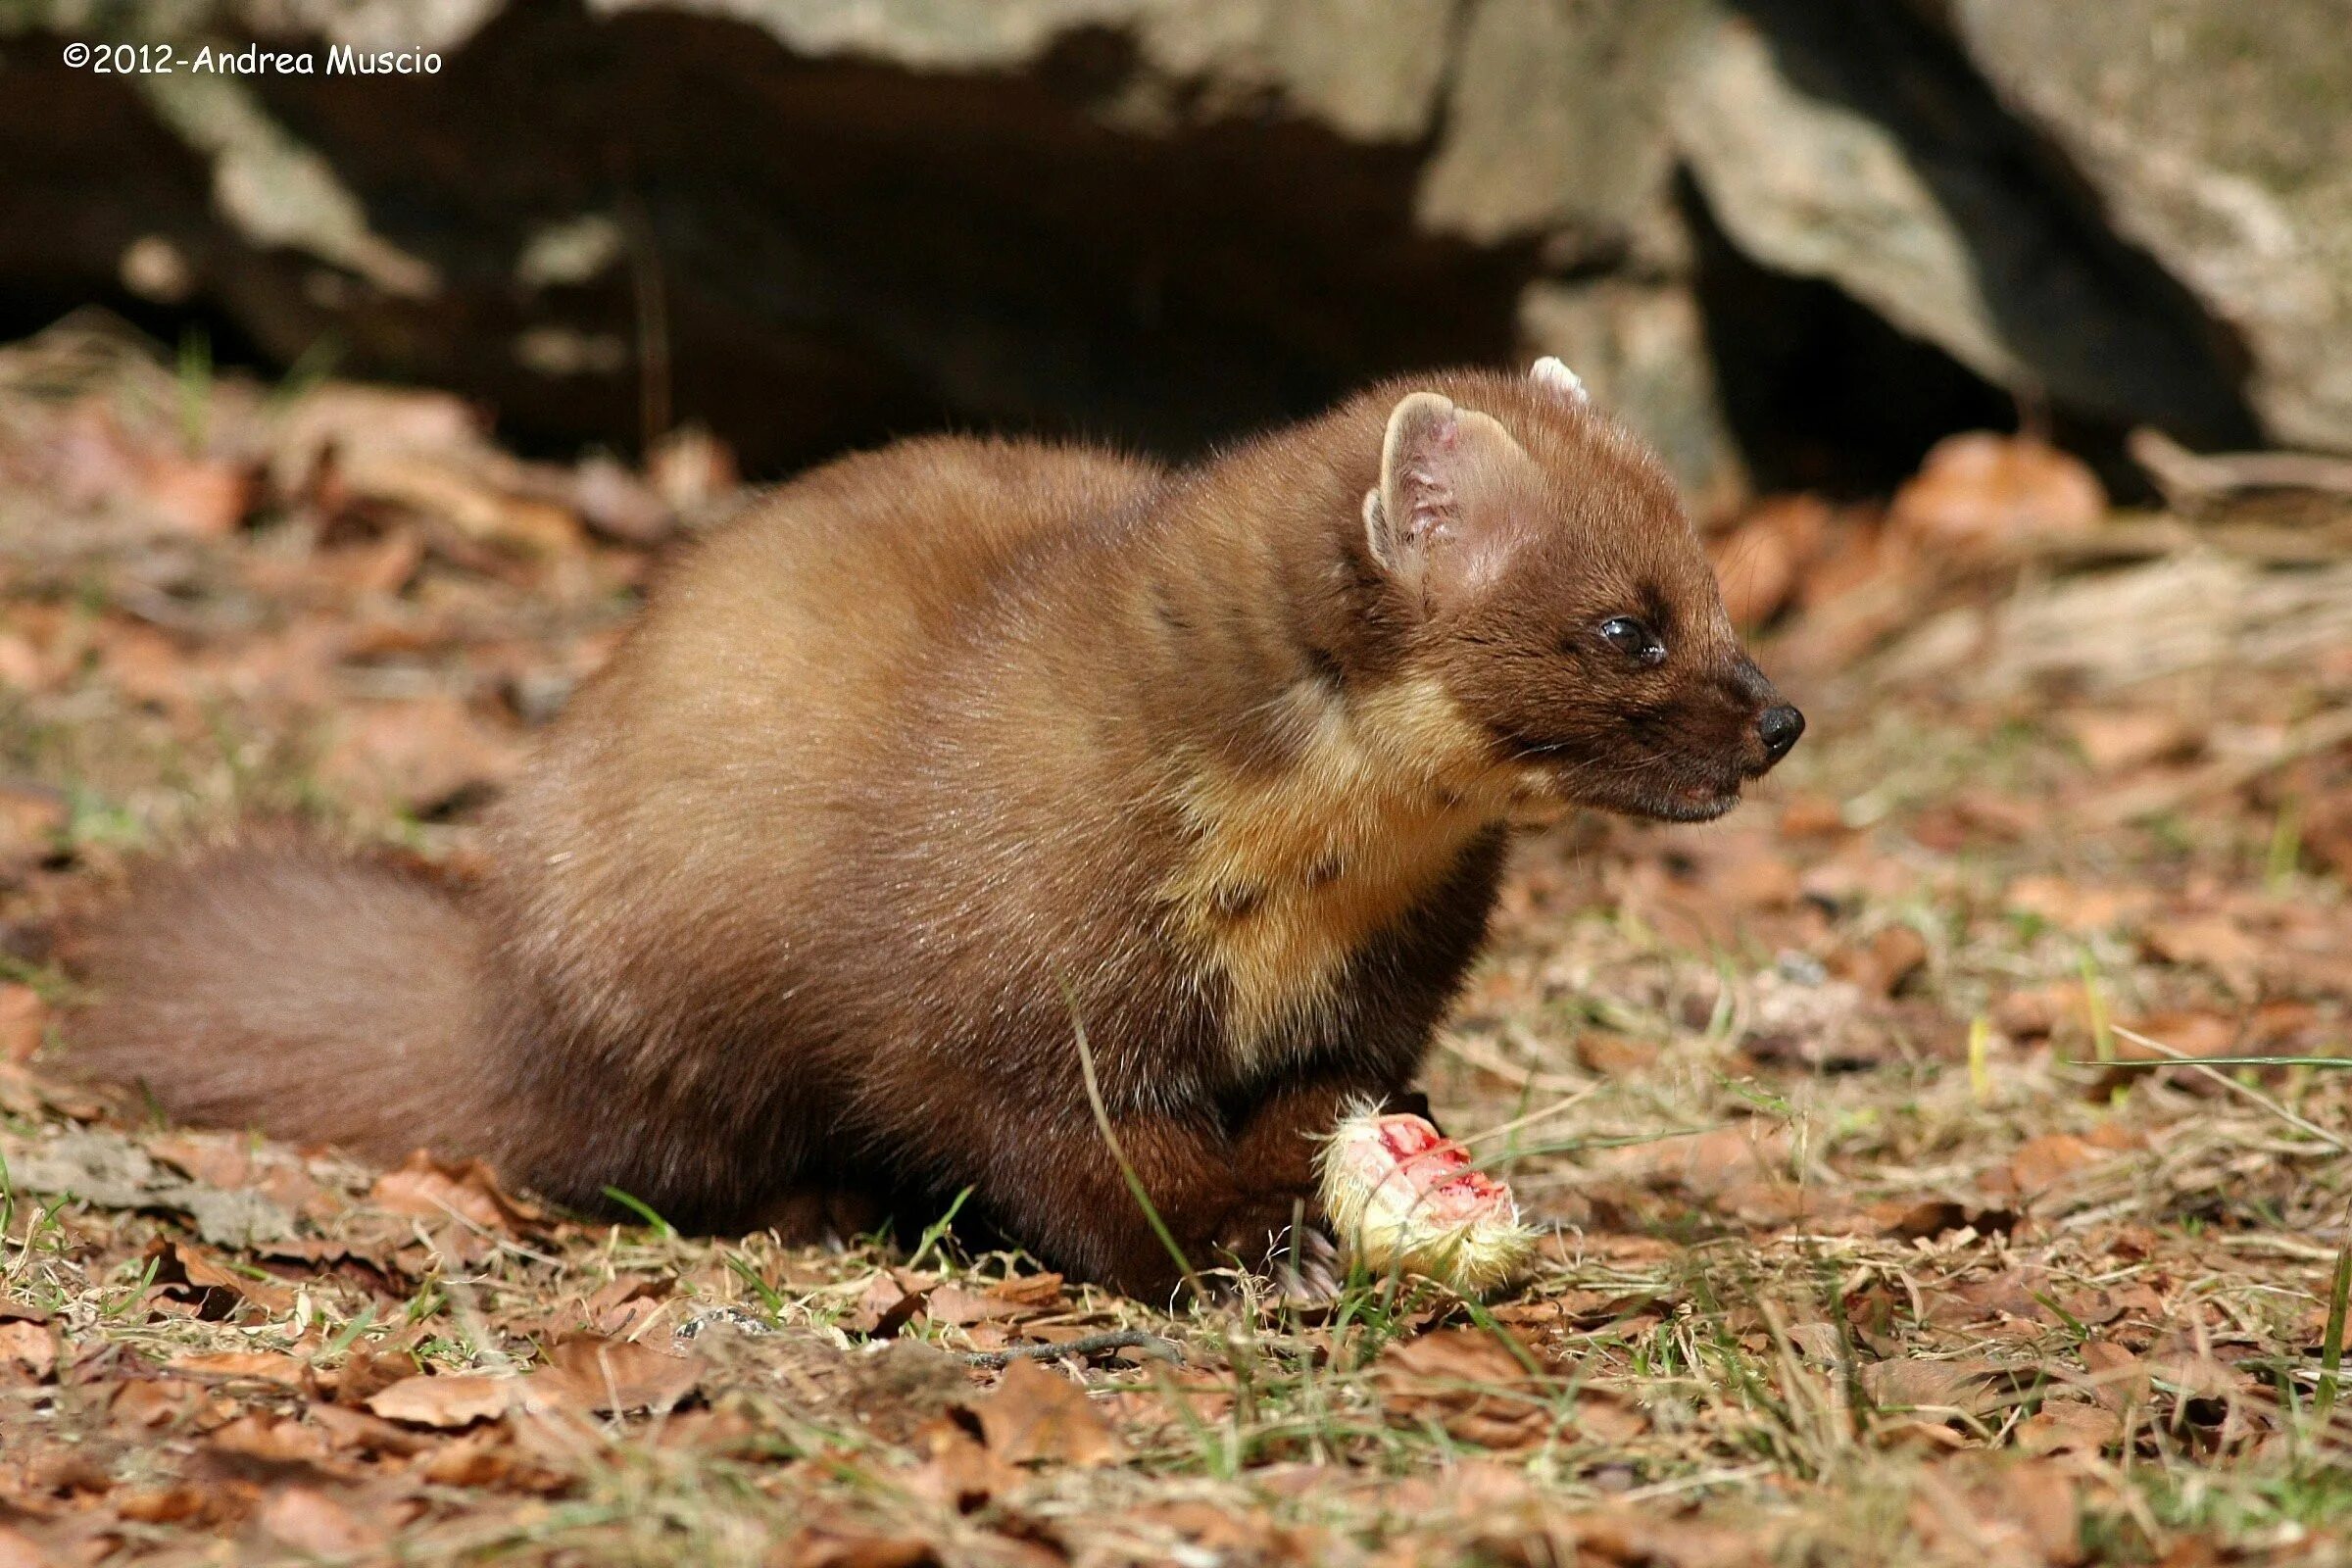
[2107,1026,2352,1155]
[958,1328,1181,1368]
[2132,426,2352,503]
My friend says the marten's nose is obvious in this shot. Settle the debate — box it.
[1758,704,1805,762]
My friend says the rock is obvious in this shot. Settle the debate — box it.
[611,0,1457,140]
[1415,0,1699,248]
[1673,0,2253,450]
[3,0,1522,475]
[0,0,2328,493]
[1938,0,2352,452]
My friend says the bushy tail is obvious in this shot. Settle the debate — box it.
[68,841,505,1167]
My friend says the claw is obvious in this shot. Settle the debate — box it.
[1257,1219,1339,1304]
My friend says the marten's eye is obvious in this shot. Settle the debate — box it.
[1596,615,1666,666]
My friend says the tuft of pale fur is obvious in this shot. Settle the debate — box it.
[1316,1103,1535,1297]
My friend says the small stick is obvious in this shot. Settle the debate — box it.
[2108,1026,2352,1156]
[958,1328,1182,1368]
[2131,427,2352,502]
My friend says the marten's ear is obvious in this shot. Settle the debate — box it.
[1365,392,1528,600]
[1529,356,1589,406]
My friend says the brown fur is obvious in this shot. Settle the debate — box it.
[71,368,1797,1295]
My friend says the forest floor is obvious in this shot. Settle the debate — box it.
[2,314,2352,1566]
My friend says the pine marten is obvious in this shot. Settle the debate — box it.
[70,362,1801,1297]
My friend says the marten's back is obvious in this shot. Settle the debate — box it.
[496,435,1161,930]
[472,436,1178,1215]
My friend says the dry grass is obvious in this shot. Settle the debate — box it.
[0,320,2350,1564]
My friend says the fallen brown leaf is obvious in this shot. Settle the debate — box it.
[2140,914,2264,998]
[1377,1328,1555,1449]
[778,1526,942,1568]
[0,987,46,1065]
[906,1419,1025,1513]
[0,1525,51,1568]
[0,1321,56,1382]
[206,1412,345,1472]
[1890,432,2104,560]
[2068,709,2197,774]
[322,698,525,814]
[1860,1357,2013,1421]
[254,1486,385,1558]
[970,1358,1124,1467]
[168,1349,311,1388]
[368,1150,544,1235]
[525,1336,702,1416]
[364,1372,514,1429]
[2005,1134,2114,1197]
[2016,1399,2121,1455]
[146,1237,296,1317]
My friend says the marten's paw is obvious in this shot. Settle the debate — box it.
[1317,1107,1535,1297]
[1208,1195,1343,1302]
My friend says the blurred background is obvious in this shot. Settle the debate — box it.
[5,0,2337,497]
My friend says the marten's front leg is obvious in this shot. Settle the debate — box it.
[883,1079,1303,1298]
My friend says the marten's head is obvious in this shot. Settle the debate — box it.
[1354,361,1800,822]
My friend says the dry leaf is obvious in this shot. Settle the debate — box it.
[906,1417,1025,1513]
[206,1412,344,1470]
[2017,1399,2121,1455]
[846,1272,931,1337]
[146,1236,296,1316]
[2080,1341,2152,1410]
[138,452,251,537]
[1913,1454,2084,1567]
[2007,1134,2111,1196]
[2003,876,2153,933]
[778,1527,941,1568]
[985,1273,1066,1310]
[525,1337,702,1416]
[0,987,46,1065]
[1377,1329,1554,1449]
[922,1280,1063,1327]
[321,698,524,812]
[2116,1010,2237,1060]
[920,1286,1016,1327]
[2068,710,2196,774]
[115,1486,216,1525]
[971,1358,1124,1467]
[255,1486,384,1558]
[365,1373,515,1428]
[1890,432,2104,559]
[1860,1357,2012,1420]
[2140,915,2264,997]
[168,1349,310,1387]
[307,1401,435,1459]
[1838,924,1930,998]
[368,1150,543,1234]
[0,1321,56,1381]
[0,1526,53,1568]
